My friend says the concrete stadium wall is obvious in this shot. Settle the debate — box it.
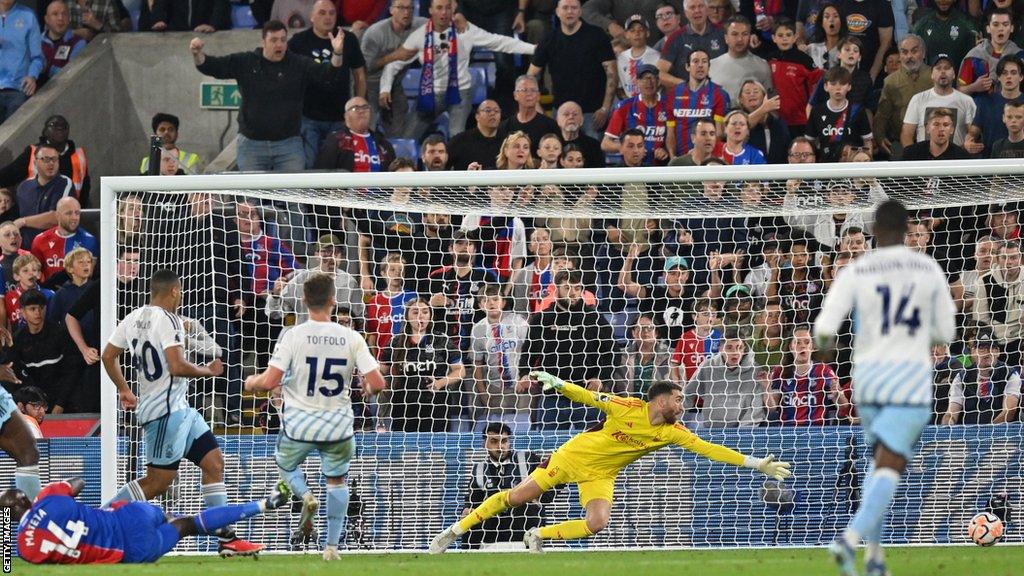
[0,30,261,206]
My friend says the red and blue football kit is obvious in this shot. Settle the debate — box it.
[30,228,99,281]
[769,363,838,426]
[666,80,730,155]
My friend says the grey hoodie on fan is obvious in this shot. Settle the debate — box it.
[683,351,766,428]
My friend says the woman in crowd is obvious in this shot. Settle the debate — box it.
[804,3,846,70]
[714,110,768,165]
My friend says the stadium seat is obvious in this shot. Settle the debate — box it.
[470,50,497,89]
[402,68,422,99]
[470,67,487,105]
[391,138,418,161]
[231,4,258,29]
[129,7,140,31]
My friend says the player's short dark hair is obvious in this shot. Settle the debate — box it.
[420,134,447,156]
[825,66,852,85]
[648,380,681,401]
[13,385,46,406]
[303,272,335,310]
[990,7,1013,24]
[262,19,287,37]
[482,422,512,437]
[19,289,47,309]
[687,49,710,65]
[838,35,863,53]
[724,14,752,32]
[34,142,59,158]
[149,269,180,297]
[875,199,910,238]
[151,113,179,132]
[771,16,796,34]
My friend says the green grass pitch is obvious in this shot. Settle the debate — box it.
[13,546,1024,576]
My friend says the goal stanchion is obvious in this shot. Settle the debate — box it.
[100,161,1024,551]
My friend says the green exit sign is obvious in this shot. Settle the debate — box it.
[200,82,242,110]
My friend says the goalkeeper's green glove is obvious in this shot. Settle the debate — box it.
[530,371,566,392]
[745,454,792,482]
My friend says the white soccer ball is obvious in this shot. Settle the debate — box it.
[968,512,1005,546]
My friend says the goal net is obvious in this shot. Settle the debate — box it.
[99,162,1024,552]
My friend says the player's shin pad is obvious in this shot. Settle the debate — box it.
[456,490,510,534]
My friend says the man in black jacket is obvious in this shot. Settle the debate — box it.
[0,115,90,206]
[461,423,554,549]
[138,0,231,33]
[190,19,348,173]
[314,97,395,172]
[3,289,78,413]
[519,269,615,430]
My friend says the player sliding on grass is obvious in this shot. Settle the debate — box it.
[2,477,291,564]
[429,372,793,553]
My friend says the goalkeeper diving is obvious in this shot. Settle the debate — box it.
[430,372,792,553]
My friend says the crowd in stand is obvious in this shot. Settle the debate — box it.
[1,0,1023,434]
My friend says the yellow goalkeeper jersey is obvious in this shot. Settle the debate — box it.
[552,383,747,477]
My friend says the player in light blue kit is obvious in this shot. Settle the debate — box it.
[101,269,263,556]
[246,272,386,560]
[814,200,957,576]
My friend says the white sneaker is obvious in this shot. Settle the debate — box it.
[523,527,544,553]
[428,526,459,554]
[322,546,340,561]
[298,491,319,540]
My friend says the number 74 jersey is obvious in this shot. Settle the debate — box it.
[814,245,956,406]
[108,306,189,425]
[269,320,380,442]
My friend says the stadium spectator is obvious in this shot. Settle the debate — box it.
[706,0,733,26]
[0,222,28,291]
[874,34,930,160]
[138,0,231,32]
[976,239,1024,368]
[352,163,418,294]
[458,0,527,112]
[5,289,75,413]
[602,64,669,165]
[991,100,1024,158]
[470,284,531,432]
[381,297,465,432]
[806,36,873,115]
[447,99,503,170]
[40,0,85,86]
[379,0,534,140]
[409,211,454,293]
[1,253,51,329]
[461,185,528,282]
[931,342,962,425]
[835,0,893,82]
[519,269,614,430]
[361,0,427,138]
[556,101,605,168]
[509,227,554,315]
[614,313,672,398]
[558,143,586,168]
[664,50,729,158]
[971,54,1023,156]
[902,55,977,148]
[803,2,845,70]
[713,110,767,165]
[313,97,395,172]
[582,0,666,42]
[139,113,203,175]
[365,252,418,359]
[987,201,1020,242]
[14,144,74,250]
[13,385,46,438]
[615,15,660,99]
[534,250,598,312]
[766,17,821,134]
[529,0,617,140]
[0,188,14,222]
[460,423,551,549]
[428,230,497,352]
[657,0,726,87]
[683,327,766,427]
[783,178,879,260]
[493,132,535,171]
[769,235,824,327]
[912,0,978,70]
[943,327,1021,425]
[670,298,721,384]
[289,0,367,168]
[668,117,718,166]
[627,254,695,344]
[652,2,682,52]
[419,134,450,171]
[959,8,1021,94]
[766,325,842,426]
[902,107,972,160]
[270,0,315,29]
[615,128,649,171]
[709,15,772,103]
[69,0,124,40]
[536,134,562,169]
[113,244,142,319]
[265,233,363,327]
[805,67,873,163]
[500,75,559,156]
[0,0,41,124]
[750,296,785,370]
[904,218,932,255]
[192,20,348,173]
[738,79,791,164]
[29,197,96,288]
[46,247,94,411]
[745,239,782,300]
[951,235,999,315]
[46,246,91,328]
[0,117,88,206]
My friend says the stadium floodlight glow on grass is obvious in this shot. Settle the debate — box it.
[98,160,1024,552]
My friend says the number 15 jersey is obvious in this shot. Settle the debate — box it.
[269,320,379,442]
[108,306,188,425]
[814,245,956,406]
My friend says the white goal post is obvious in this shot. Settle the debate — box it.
[99,159,1024,552]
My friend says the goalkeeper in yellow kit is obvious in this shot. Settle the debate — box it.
[429,371,793,553]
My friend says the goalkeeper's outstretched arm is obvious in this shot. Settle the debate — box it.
[669,425,792,481]
[530,371,618,411]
